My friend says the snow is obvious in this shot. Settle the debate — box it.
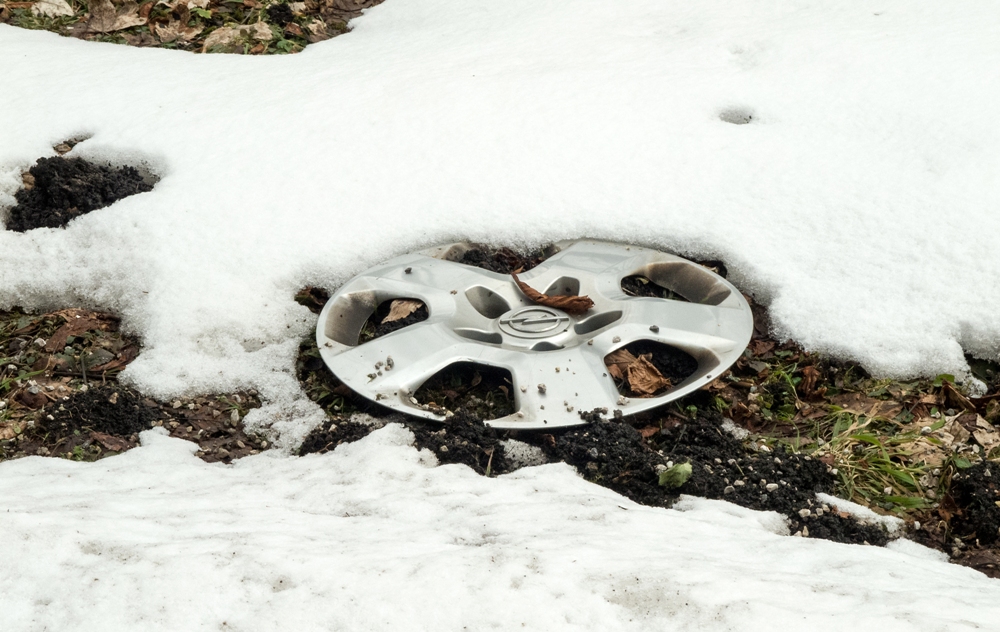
[2,425,999,632]
[818,492,905,536]
[2,0,1000,628]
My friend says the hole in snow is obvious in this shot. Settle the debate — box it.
[719,108,755,125]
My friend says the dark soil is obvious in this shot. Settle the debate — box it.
[407,411,510,475]
[457,245,550,274]
[550,413,891,545]
[950,463,1000,546]
[7,157,154,232]
[298,410,510,475]
[412,361,515,421]
[298,417,381,456]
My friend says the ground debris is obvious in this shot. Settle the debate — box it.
[0,0,384,55]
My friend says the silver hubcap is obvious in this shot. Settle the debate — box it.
[316,240,753,429]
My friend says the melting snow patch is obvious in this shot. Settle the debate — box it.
[500,438,548,469]
[817,492,905,536]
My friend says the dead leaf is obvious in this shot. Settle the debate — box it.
[943,382,976,412]
[638,426,659,439]
[284,22,304,37]
[154,18,202,42]
[15,389,48,410]
[202,24,242,51]
[603,349,671,396]
[511,272,594,315]
[304,17,331,43]
[972,415,999,451]
[88,0,148,32]
[627,356,671,395]
[0,424,16,441]
[604,348,638,381]
[250,20,272,41]
[88,0,118,32]
[919,393,941,406]
[91,431,130,452]
[750,339,775,357]
[32,0,75,18]
[44,309,117,353]
[382,299,423,324]
[798,365,820,398]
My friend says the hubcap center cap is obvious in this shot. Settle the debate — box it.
[498,306,572,339]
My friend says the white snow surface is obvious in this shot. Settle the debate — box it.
[2,425,999,632]
[3,1,1000,628]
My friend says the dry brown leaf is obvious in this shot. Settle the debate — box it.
[627,355,672,395]
[603,349,671,396]
[250,20,272,41]
[0,424,16,441]
[88,0,148,32]
[88,0,119,33]
[154,18,202,42]
[91,431,130,452]
[511,272,594,315]
[202,24,242,51]
[304,18,331,43]
[45,309,118,353]
[943,382,976,412]
[798,365,820,397]
[604,348,637,381]
[638,426,660,439]
[32,0,74,18]
[972,415,999,451]
[382,299,423,324]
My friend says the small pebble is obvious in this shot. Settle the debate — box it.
[537,384,547,394]
[439,445,449,453]
[230,409,240,423]
[765,483,779,492]
[723,486,735,495]
[798,508,811,518]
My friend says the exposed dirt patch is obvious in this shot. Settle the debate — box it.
[406,412,509,475]
[0,307,267,464]
[298,416,380,455]
[550,413,890,545]
[950,462,1000,547]
[7,156,154,232]
[0,0,385,56]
